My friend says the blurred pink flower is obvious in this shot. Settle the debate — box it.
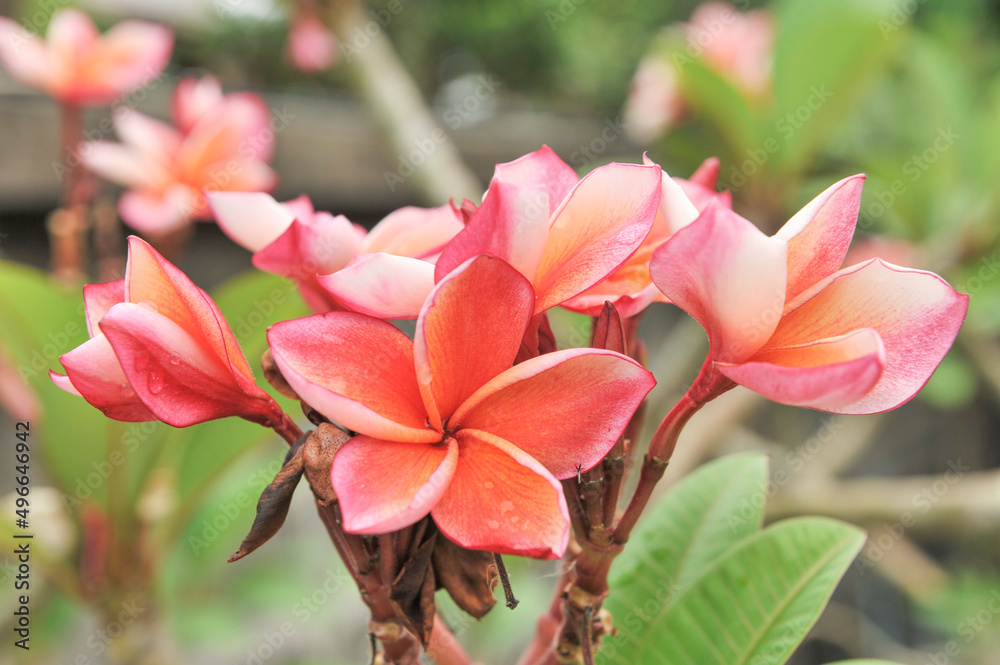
[624,2,773,141]
[0,8,173,106]
[208,192,463,314]
[287,13,338,72]
[82,75,277,235]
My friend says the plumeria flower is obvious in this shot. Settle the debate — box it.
[207,192,464,313]
[649,174,969,414]
[267,255,654,558]
[561,157,731,318]
[82,75,276,235]
[0,8,173,106]
[51,236,284,428]
[286,11,338,72]
[328,146,663,321]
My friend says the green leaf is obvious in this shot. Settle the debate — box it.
[603,517,865,665]
[824,662,907,665]
[0,261,111,504]
[607,453,769,617]
[772,0,902,172]
[677,59,760,160]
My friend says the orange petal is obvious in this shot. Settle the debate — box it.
[415,255,534,428]
[452,348,653,479]
[493,145,579,217]
[333,436,457,534]
[533,162,662,313]
[767,259,969,413]
[432,430,569,559]
[268,312,439,442]
[363,205,464,258]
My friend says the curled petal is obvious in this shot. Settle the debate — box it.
[432,430,569,559]
[415,255,534,428]
[718,328,885,411]
[333,436,458,534]
[83,280,125,337]
[268,312,438,442]
[775,174,866,301]
[770,259,969,414]
[493,145,579,217]
[534,162,662,313]
[452,349,654,479]
[650,201,787,363]
[317,254,434,320]
[206,191,294,252]
[100,303,274,427]
[253,214,360,279]
[54,336,155,422]
[363,205,464,258]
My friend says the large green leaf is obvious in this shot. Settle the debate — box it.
[826,662,906,665]
[607,453,769,621]
[677,59,760,161]
[603,517,865,665]
[772,0,901,172]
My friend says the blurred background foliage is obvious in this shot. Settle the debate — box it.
[2,0,1000,664]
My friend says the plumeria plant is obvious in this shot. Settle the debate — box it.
[42,145,968,664]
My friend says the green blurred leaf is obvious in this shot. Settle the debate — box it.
[677,59,760,160]
[606,453,769,622]
[772,0,902,172]
[825,661,907,665]
[919,351,977,409]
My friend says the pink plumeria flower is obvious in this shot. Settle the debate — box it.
[329,146,663,321]
[650,175,969,413]
[623,56,686,142]
[0,8,173,106]
[207,192,464,313]
[686,2,774,96]
[286,12,338,72]
[82,75,276,235]
[51,237,283,428]
[268,255,654,558]
[561,157,731,318]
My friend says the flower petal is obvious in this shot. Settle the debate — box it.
[434,180,551,283]
[0,18,54,94]
[125,236,258,394]
[100,303,274,427]
[493,145,579,217]
[83,280,125,337]
[206,191,294,252]
[82,19,173,104]
[415,255,534,428]
[268,312,438,442]
[718,328,885,410]
[432,430,569,559]
[253,213,361,283]
[363,205,464,258]
[650,201,787,363]
[317,253,434,320]
[533,162,662,313]
[452,348,654,478]
[333,436,457,534]
[774,174,865,301]
[118,188,198,235]
[54,335,156,421]
[171,75,223,133]
[768,259,969,414]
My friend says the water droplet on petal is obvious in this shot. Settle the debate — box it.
[169,353,181,366]
[483,481,494,490]
[487,520,500,529]
[500,500,514,514]
[147,367,165,395]
[119,383,134,397]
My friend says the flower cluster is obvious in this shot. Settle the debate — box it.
[53,146,968,559]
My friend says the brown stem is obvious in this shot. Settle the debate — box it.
[427,614,476,665]
[51,102,90,282]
